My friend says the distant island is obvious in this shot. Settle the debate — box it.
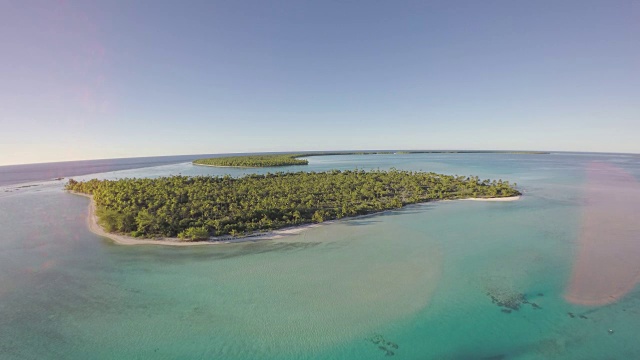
[193,151,549,168]
[193,154,309,167]
[66,169,520,243]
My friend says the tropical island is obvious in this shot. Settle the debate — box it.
[66,169,520,243]
[191,152,411,168]
[193,154,310,167]
[193,151,549,168]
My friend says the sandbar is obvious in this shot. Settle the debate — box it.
[564,162,640,306]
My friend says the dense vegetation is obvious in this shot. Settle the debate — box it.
[193,151,549,168]
[66,170,520,241]
[192,152,407,167]
[193,154,309,167]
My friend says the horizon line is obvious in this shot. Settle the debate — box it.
[2,149,639,168]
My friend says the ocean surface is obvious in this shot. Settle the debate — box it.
[0,154,221,187]
[1,152,640,359]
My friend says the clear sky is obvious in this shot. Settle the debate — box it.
[1,0,638,165]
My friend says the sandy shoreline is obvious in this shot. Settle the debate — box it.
[72,192,520,246]
[460,196,521,202]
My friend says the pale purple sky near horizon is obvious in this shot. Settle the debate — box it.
[0,0,638,165]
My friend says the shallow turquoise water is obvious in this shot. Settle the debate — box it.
[1,153,640,359]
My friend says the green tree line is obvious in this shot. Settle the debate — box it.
[66,170,520,241]
[193,151,549,168]
[193,154,309,167]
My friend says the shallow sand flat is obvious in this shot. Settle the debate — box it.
[565,162,640,305]
[74,192,521,246]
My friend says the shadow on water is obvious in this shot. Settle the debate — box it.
[343,204,435,227]
[344,220,380,227]
[105,240,323,264]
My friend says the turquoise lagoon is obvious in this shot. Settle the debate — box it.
[1,153,639,359]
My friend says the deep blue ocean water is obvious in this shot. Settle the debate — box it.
[1,152,639,359]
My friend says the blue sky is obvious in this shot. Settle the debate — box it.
[0,0,638,165]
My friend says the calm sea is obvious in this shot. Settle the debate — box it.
[0,154,219,186]
[1,152,639,359]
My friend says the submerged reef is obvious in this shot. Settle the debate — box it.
[486,287,542,312]
[367,334,399,356]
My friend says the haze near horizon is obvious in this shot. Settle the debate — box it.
[1,0,638,165]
